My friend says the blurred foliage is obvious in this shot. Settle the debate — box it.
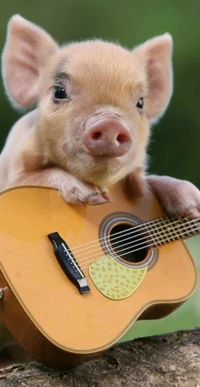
[1,0,200,186]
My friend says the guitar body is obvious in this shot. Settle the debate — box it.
[0,185,197,368]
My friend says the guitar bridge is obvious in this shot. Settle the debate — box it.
[48,232,90,294]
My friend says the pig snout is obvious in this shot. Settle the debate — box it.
[83,115,132,157]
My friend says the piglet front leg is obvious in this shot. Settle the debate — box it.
[13,168,111,206]
[147,175,200,218]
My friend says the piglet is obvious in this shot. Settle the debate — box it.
[1,15,200,217]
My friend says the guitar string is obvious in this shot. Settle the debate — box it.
[80,223,199,271]
[81,236,194,270]
[67,218,200,269]
[70,215,175,252]
[72,219,194,260]
[71,218,200,263]
[70,216,200,254]
[5,216,196,257]
[12,217,197,268]
[77,222,200,269]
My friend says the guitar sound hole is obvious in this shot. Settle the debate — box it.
[110,223,148,263]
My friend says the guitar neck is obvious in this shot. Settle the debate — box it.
[144,216,200,247]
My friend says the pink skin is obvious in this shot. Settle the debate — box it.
[146,175,200,218]
[1,15,200,218]
[83,113,132,157]
[14,167,112,206]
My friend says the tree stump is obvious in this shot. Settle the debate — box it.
[0,328,200,387]
[0,329,199,387]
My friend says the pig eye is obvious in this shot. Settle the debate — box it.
[54,86,68,100]
[136,98,144,109]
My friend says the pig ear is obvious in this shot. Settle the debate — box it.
[133,34,173,122]
[2,15,58,108]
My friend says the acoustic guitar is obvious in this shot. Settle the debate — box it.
[0,184,198,369]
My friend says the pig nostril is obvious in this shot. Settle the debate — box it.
[91,132,102,140]
[117,133,129,144]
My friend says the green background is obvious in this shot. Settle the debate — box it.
[0,0,199,341]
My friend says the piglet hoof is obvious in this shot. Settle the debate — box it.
[147,176,200,218]
[166,180,200,218]
[59,179,111,206]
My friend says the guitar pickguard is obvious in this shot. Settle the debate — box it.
[89,257,147,300]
